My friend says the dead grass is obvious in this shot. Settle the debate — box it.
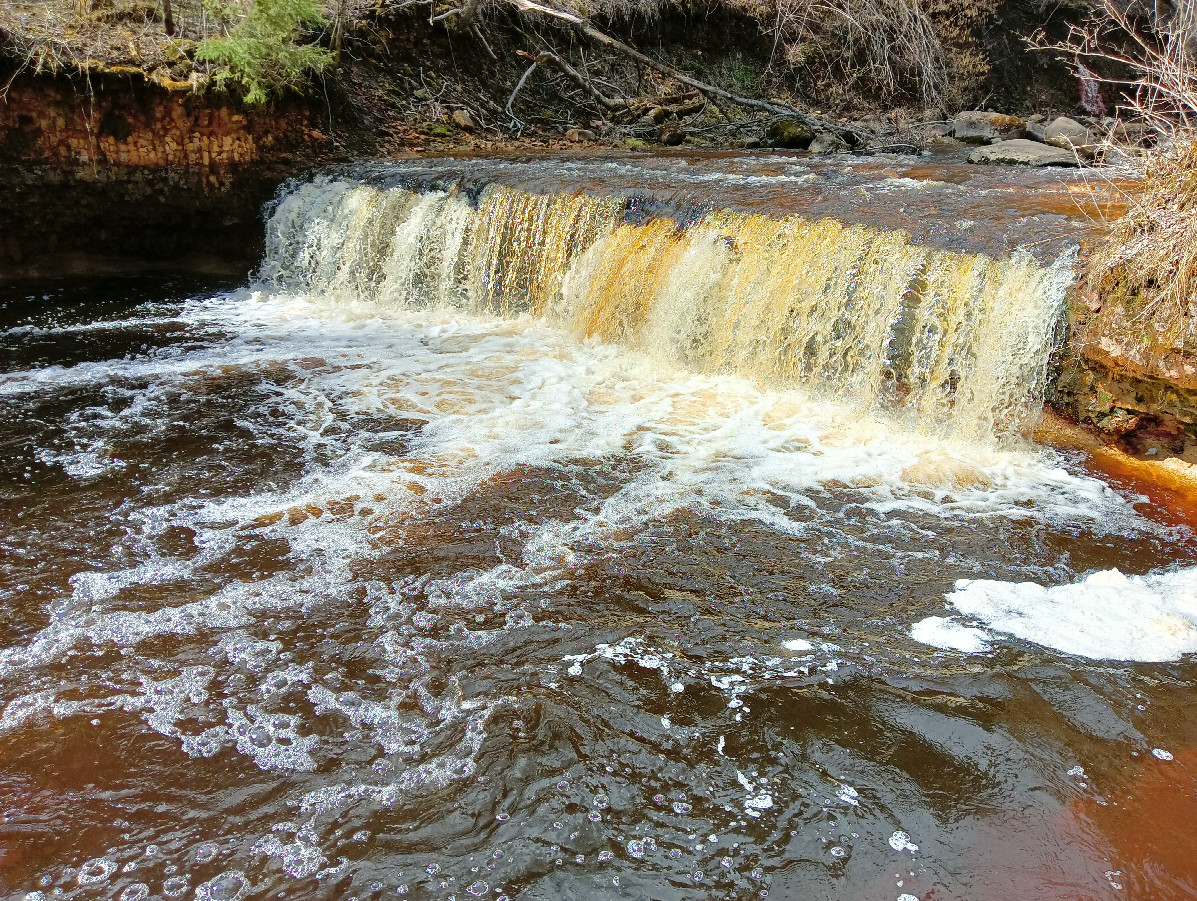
[1086,141,1197,348]
[1041,0,1197,350]
[0,0,216,82]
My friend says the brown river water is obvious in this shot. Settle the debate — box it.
[1,152,1195,901]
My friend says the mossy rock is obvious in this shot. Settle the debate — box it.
[766,118,814,150]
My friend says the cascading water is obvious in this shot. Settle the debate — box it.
[260,178,1073,437]
[1,155,1195,901]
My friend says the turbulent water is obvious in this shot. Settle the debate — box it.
[2,155,1196,901]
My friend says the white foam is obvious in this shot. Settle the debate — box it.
[943,567,1197,661]
[910,616,992,653]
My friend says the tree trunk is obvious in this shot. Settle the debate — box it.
[163,0,175,36]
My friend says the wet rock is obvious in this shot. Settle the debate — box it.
[565,127,596,143]
[953,110,1026,144]
[451,109,474,130]
[1044,115,1096,156]
[967,139,1078,167]
[645,107,668,124]
[1025,119,1047,142]
[622,137,648,151]
[766,118,814,149]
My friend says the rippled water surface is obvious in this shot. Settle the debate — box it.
[1,155,1195,901]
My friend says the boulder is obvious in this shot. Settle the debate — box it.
[451,109,474,130]
[953,110,1026,144]
[657,124,686,146]
[1025,120,1047,142]
[565,128,596,143]
[1044,115,1097,155]
[808,130,847,153]
[967,139,1079,166]
[767,118,815,149]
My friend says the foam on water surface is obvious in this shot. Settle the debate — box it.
[935,567,1197,662]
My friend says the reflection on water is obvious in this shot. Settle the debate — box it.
[0,156,1193,901]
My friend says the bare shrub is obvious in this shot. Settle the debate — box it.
[732,0,950,108]
[1039,0,1196,141]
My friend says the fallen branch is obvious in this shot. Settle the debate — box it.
[505,57,540,125]
[519,48,629,111]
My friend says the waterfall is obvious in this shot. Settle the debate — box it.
[259,176,1074,438]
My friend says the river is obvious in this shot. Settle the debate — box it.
[1,152,1195,901]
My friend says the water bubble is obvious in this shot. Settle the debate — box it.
[751,867,765,880]
[195,872,250,901]
[556,781,569,791]
[249,726,272,748]
[77,858,116,885]
[195,843,220,864]
[597,851,614,862]
[120,886,149,901]
[652,794,665,805]
[24,893,47,901]
[162,876,190,897]
[672,802,692,815]
[626,839,646,859]
[693,872,704,882]
[592,795,609,809]
[1152,748,1174,761]
[587,812,602,822]
[495,813,509,821]
[830,847,847,858]
[144,845,159,857]
[888,831,919,853]
[353,830,371,842]
[427,864,441,876]
[467,882,489,896]
[396,886,408,895]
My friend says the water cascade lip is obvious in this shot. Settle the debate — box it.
[259,174,1077,441]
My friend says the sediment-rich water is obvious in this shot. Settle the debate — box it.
[2,155,1195,901]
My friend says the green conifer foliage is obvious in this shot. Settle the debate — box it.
[197,0,333,103]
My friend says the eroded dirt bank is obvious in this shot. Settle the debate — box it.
[0,72,344,278]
